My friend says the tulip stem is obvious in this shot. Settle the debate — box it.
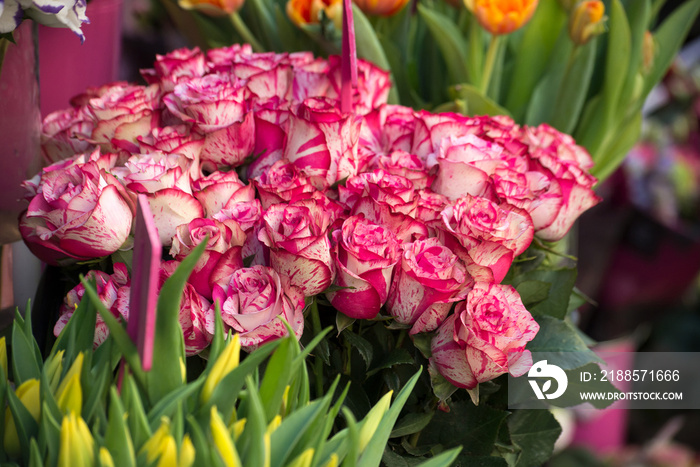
[229,12,264,53]
[310,299,324,397]
[480,35,502,96]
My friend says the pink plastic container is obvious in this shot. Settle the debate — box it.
[38,0,124,116]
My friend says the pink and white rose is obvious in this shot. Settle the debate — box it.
[258,199,335,296]
[19,160,133,265]
[170,217,246,299]
[53,263,130,347]
[113,152,203,245]
[430,282,539,388]
[326,216,401,319]
[253,159,318,210]
[284,97,361,189]
[386,237,470,334]
[192,170,255,217]
[211,265,305,350]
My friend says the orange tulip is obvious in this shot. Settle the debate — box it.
[466,0,539,35]
[178,0,245,16]
[287,0,343,26]
[354,0,410,16]
[568,1,605,45]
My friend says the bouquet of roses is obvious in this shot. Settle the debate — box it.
[21,43,608,464]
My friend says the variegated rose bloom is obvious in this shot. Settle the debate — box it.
[212,265,305,351]
[253,159,318,210]
[258,199,335,296]
[430,282,539,389]
[386,237,471,335]
[170,217,246,299]
[163,73,254,170]
[522,124,601,241]
[112,152,203,245]
[369,150,434,190]
[53,264,130,348]
[40,106,95,163]
[326,216,401,319]
[137,125,204,180]
[284,97,361,189]
[440,195,534,283]
[141,47,208,90]
[19,157,133,265]
[213,199,264,265]
[339,169,418,217]
[192,170,255,217]
[247,107,291,178]
[428,134,527,201]
[358,104,416,166]
[82,83,162,153]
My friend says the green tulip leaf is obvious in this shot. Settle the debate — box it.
[27,438,43,467]
[11,309,42,385]
[449,83,512,117]
[617,0,651,112]
[121,373,152,451]
[358,369,422,467]
[148,378,205,431]
[417,4,470,85]
[259,335,294,422]
[6,386,39,463]
[269,399,325,467]
[147,239,207,405]
[343,407,360,467]
[643,0,700,100]
[414,448,463,467]
[549,38,598,134]
[505,0,567,120]
[105,387,136,467]
[591,110,643,183]
[38,402,61,467]
[239,375,268,467]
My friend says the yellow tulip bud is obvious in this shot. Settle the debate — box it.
[56,373,83,415]
[45,350,65,393]
[568,0,606,45]
[281,385,291,416]
[358,390,392,453]
[0,336,7,378]
[231,418,246,441]
[99,447,115,467]
[180,357,187,383]
[4,378,41,458]
[266,415,282,435]
[286,0,343,28]
[467,0,539,35]
[58,412,95,467]
[178,0,245,16]
[322,454,339,467]
[264,432,271,467]
[56,352,84,399]
[201,334,241,404]
[210,406,242,467]
[140,418,172,465]
[287,448,314,467]
[179,435,196,467]
[354,0,410,16]
[155,436,178,467]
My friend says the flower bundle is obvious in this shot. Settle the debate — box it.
[161,0,700,184]
[2,244,460,466]
[21,44,612,464]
